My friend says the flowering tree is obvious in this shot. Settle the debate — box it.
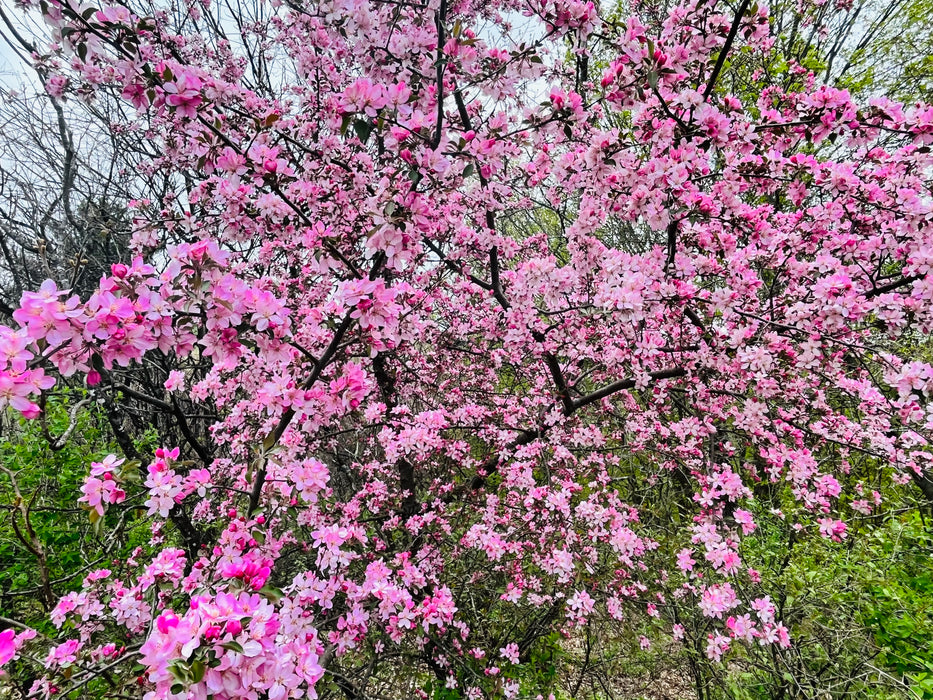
[1,0,933,696]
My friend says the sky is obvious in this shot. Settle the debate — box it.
[0,9,40,90]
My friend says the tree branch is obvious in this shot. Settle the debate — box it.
[702,0,752,100]
[571,367,687,412]
[429,0,448,150]
[466,367,686,490]
[865,274,920,298]
[247,310,357,515]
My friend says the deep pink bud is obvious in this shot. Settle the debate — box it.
[224,619,243,636]
[87,371,102,387]
[111,263,129,278]
[156,612,180,634]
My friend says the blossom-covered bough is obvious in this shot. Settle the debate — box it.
[1,0,933,696]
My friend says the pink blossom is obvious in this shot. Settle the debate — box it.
[162,70,203,119]
[676,548,696,572]
[45,74,68,98]
[45,639,82,667]
[0,629,16,666]
[500,642,520,664]
[699,583,740,619]
[164,370,186,392]
[817,518,848,542]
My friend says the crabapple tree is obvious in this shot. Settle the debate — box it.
[1,0,933,697]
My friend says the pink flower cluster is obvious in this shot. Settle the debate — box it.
[8,0,933,691]
[76,455,125,515]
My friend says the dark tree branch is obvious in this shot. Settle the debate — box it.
[571,367,687,412]
[247,309,357,515]
[702,0,752,100]
[466,367,686,490]
[373,352,420,519]
[865,274,920,298]
[112,382,212,465]
[429,0,448,150]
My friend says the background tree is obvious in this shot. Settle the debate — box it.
[0,82,134,308]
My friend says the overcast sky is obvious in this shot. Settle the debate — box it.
[0,12,39,90]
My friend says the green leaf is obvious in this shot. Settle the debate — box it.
[169,660,190,682]
[259,585,284,602]
[353,119,372,143]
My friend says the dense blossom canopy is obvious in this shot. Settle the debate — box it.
[1,0,933,696]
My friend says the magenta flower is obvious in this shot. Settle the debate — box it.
[0,629,15,667]
[162,71,203,119]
